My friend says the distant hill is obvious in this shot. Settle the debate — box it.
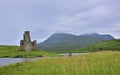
[81,33,114,40]
[37,33,114,52]
[75,39,120,52]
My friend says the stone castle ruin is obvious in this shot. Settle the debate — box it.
[20,31,37,51]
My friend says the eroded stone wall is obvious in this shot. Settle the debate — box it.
[20,31,37,51]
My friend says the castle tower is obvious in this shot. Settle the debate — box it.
[20,31,37,51]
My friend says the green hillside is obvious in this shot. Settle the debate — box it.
[0,45,58,58]
[75,39,120,52]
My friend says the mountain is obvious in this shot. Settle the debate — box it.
[81,33,114,40]
[37,33,114,52]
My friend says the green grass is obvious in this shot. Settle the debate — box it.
[0,45,58,58]
[0,51,120,75]
[74,39,120,53]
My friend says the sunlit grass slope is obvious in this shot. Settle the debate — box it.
[0,45,58,58]
[0,51,120,75]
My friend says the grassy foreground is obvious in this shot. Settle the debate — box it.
[0,51,120,75]
[0,45,58,58]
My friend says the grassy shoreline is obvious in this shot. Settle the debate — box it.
[0,51,120,75]
[0,46,58,58]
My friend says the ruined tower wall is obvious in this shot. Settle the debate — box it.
[32,40,37,50]
[24,31,31,42]
[20,31,37,51]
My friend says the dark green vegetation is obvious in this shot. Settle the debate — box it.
[0,45,58,58]
[75,39,120,52]
[0,51,120,75]
[37,33,114,52]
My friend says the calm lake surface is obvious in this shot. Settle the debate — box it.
[0,58,42,66]
[0,53,88,66]
[59,53,88,56]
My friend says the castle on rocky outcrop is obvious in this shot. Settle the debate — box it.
[20,31,37,51]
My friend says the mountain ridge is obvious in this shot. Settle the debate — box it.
[37,33,114,52]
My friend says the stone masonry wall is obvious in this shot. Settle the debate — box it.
[20,31,37,51]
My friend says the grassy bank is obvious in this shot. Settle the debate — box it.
[0,45,58,58]
[75,39,120,53]
[0,51,120,75]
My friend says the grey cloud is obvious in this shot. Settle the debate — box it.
[0,0,120,45]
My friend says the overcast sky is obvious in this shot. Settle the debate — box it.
[0,0,120,45]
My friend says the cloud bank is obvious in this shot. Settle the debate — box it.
[0,0,120,45]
